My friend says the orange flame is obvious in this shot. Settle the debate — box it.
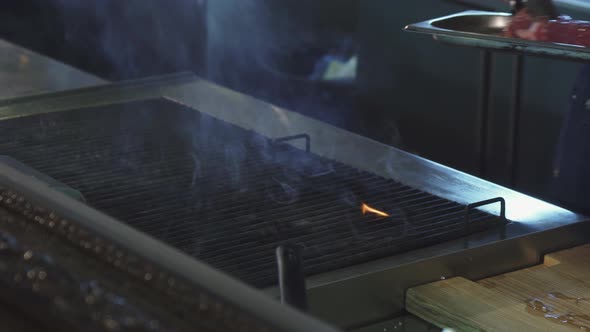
[361,203,390,218]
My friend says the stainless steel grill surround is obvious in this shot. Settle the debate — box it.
[0,73,587,328]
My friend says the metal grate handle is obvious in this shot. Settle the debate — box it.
[276,243,308,311]
[464,197,506,233]
[272,134,311,153]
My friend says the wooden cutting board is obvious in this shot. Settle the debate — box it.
[406,244,590,332]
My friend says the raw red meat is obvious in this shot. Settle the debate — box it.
[504,9,590,47]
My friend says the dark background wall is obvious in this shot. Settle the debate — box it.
[0,0,586,207]
[0,0,208,80]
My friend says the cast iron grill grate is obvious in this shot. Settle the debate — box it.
[0,99,507,287]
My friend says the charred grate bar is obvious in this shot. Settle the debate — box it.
[0,99,507,287]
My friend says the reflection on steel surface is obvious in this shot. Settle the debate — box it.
[0,39,103,99]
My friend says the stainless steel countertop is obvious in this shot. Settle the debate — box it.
[0,74,587,328]
[0,39,104,99]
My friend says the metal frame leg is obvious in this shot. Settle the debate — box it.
[477,50,493,178]
[508,54,524,187]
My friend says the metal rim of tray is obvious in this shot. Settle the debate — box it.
[404,10,590,60]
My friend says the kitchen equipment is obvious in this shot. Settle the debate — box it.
[0,74,586,329]
[0,95,507,288]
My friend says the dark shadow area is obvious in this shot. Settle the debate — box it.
[0,1,207,81]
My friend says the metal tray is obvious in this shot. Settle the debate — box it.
[404,10,590,62]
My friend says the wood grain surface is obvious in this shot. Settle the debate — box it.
[407,244,590,331]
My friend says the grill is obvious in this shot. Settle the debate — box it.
[0,99,507,287]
